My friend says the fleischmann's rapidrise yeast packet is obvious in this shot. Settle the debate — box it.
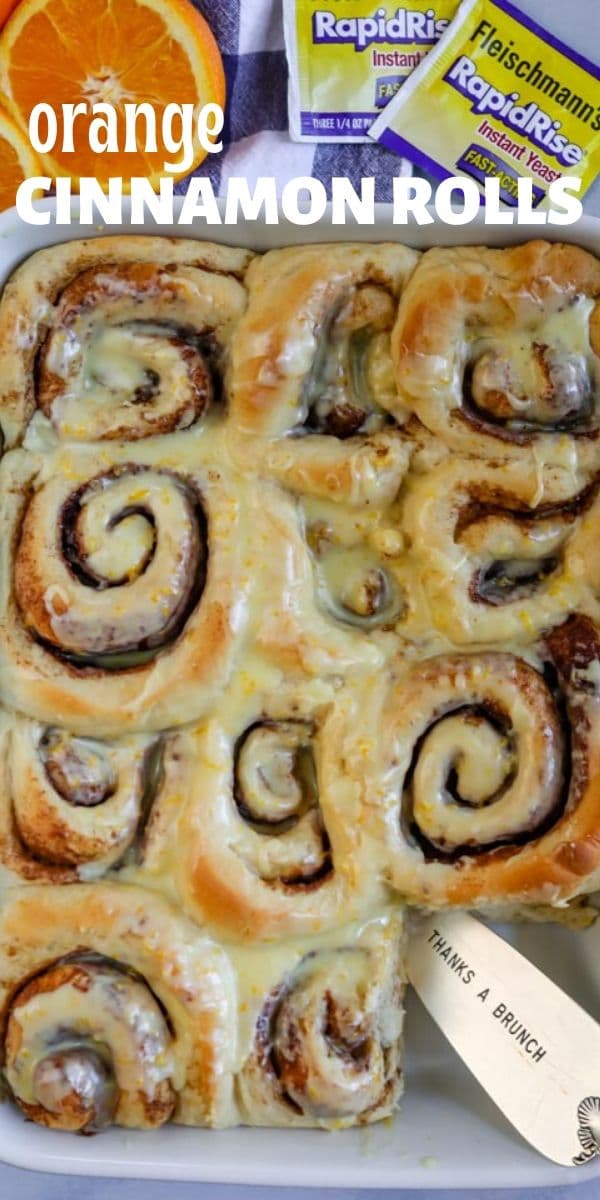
[370,0,600,207]
[284,0,460,142]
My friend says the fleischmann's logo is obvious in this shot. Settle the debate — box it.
[312,6,449,50]
[445,55,586,168]
[468,18,600,132]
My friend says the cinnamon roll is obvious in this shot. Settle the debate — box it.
[402,456,598,645]
[251,483,407,677]
[0,237,251,447]
[145,682,383,940]
[0,884,236,1129]
[0,448,250,734]
[5,232,600,1142]
[367,614,600,907]
[0,714,161,882]
[237,914,404,1128]
[392,241,600,470]
[228,244,418,505]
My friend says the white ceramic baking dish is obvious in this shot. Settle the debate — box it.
[0,199,599,1189]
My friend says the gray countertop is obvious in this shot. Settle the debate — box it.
[2,1175,600,1200]
[3,0,600,1196]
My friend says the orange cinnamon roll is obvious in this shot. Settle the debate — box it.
[0,714,162,882]
[0,237,251,447]
[237,914,404,1128]
[402,456,599,645]
[228,244,418,505]
[0,884,236,1130]
[0,448,250,734]
[5,231,600,1143]
[145,682,383,941]
[366,615,600,908]
[392,241,600,470]
[250,483,407,677]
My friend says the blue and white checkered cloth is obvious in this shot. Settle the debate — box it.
[187,0,411,201]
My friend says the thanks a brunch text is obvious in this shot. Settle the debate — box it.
[427,927,547,1063]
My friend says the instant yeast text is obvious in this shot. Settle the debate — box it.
[370,0,600,207]
[284,0,459,142]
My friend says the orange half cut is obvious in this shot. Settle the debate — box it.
[0,103,42,210]
[0,0,20,29]
[0,0,225,189]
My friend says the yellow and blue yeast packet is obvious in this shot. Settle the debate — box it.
[370,0,600,207]
[284,0,460,142]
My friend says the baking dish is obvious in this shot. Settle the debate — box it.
[0,199,599,1189]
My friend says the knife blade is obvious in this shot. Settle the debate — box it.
[407,910,600,1166]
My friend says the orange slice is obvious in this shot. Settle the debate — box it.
[0,0,225,189]
[0,0,19,28]
[0,103,41,210]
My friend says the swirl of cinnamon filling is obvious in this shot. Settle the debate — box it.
[4,959,176,1131]
[38,265,220,440]
[0,451,248,735]
[173,691,378,940]
[0,884,237,1129]
[469,338,592,432]
[14,465,206,667]
[41,727,118,806]
[232,245,417,438]
[388,654,564,858]
[312,541,404,631]
[402,457,597,644]
[301,283,398,439]
[237,916,404,1128]
[366,614,600,907]
[228,244,417,505]
[0,716,160,881]
[232,720,330,883]
[250,488,391,678]
[0,237,251,447]
[392,241,600,469]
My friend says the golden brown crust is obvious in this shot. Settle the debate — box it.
[37,265,215,441]
[0,884,237,1128]
[400,455,600,645]
[0,713,154,881]
[4,234,600,1137]
[392,241,600,470]
[231,243,417,434]
[4,962,175,1131]
[146,684,386,941]
[236,915,405,1129]
[0,447,252,735]
[227,243,419,504]
[0,236,252,448]
[363,615,600,908]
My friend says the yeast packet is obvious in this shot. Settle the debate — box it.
[370,0,600,207]
[284,0,460,142]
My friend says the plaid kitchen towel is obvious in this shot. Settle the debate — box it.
[186,0,411,201]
